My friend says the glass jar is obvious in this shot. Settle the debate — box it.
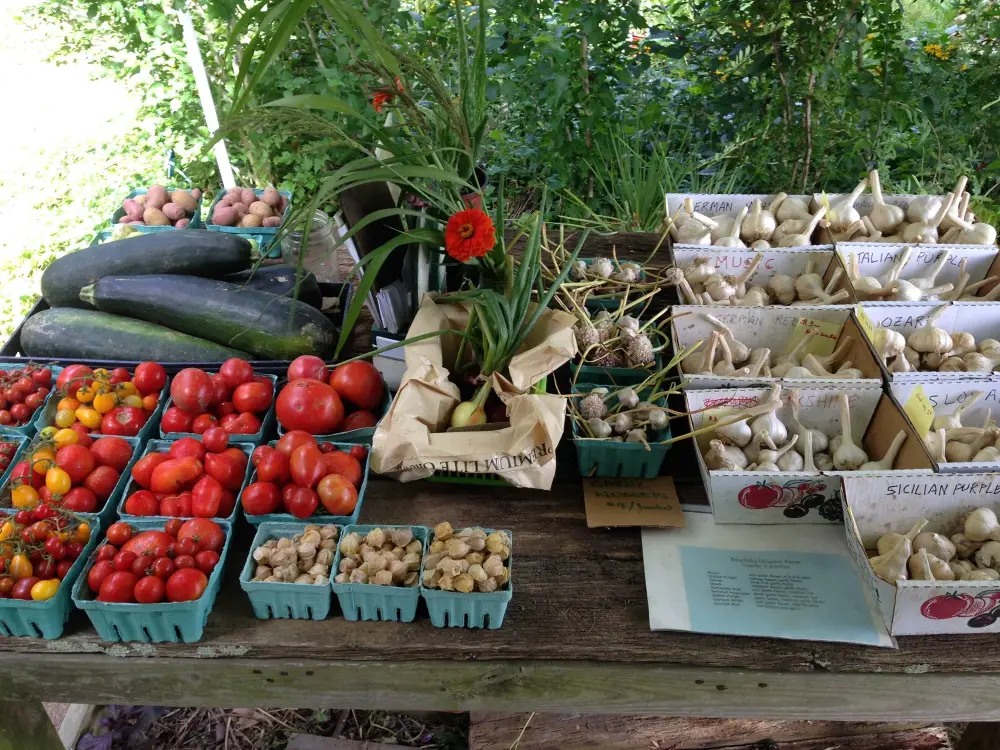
[280,210,338,281]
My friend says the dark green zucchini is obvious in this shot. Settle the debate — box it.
[80,275,335,359]
[41,231,252,308]
[225,265,323,309]
[20,308,249,362]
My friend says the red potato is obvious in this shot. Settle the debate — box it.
[278,196,289,214]
[262,216,281,227]
[212,206,237,226]
[231,202,247,218]
[240,188,256,205]
[175,218,190,229]
[123,199,143,221]
[162,203,186,221]
[262,186,281,208]
[192,188,202,200]
[146,185,169,210]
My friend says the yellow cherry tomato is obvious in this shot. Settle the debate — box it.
[72,522,91,545]
[9,554,32,580]
[31,579,60,601]
[56,530,70,543]
[75,407,102,430]
[54,408,77,429]
[92,392,118,414]
[11,485,38,510]
[39,426,57,441]
[141,394,159,411]
[56,397,80,412]
[75,386,95,404]
[31,447,55,476]
[45,466,72,495]
[116,382,137,397]
[93,368,110,379]
[0,521,14,543]
[120,394,143,408]
[53,428,79,448]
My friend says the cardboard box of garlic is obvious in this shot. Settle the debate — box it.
[686,384,935,525]
[671,305,883,389]
[419,523,512,629]
[239,523,339,620]
[858,301,1000,383]
[671,247,857,307]
[331,525,427,622]
[842,473,1000,634]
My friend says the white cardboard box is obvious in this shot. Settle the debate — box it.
[843,473,1000,635]
[684,385,933,524]
[672,305,883,389]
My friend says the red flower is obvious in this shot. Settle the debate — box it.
[372,91,393,114]
[445,208,495,262]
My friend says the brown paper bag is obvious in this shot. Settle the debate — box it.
[372,295,577,489]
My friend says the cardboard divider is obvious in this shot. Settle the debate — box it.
[671,305,883,389]
[858,388,935,472]
[665,193,828,249]
[842,474,1000,635]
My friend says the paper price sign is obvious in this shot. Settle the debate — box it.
[785,317,841,358]
[902,385,935,437]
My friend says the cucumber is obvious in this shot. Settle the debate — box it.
[20,308,249,362]
[225,265,323,309]
[80,275,335,359]
[41,230,252,308]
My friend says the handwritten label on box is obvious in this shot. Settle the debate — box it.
[902,385,935,437]
[785,317,841,358]
[583,476,685,528]
[854,305,876,342]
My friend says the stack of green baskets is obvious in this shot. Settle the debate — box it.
[331,525,428,622]
[0,364,63,440]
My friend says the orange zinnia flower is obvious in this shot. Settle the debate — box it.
[445,208,495,262]
[372,91,393,113]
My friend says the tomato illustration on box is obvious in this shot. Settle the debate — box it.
[737,480,842,521]
[921,590,1000,628]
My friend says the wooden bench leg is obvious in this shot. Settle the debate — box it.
[957,723,1000,750]
[0,700,63,750]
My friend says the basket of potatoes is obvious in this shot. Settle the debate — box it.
[208,186,291,233]
[332,525,427,622]
[112,184,203,229]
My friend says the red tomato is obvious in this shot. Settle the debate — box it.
[70,422,93,448]
[204,453,244,491]
[98,571,138,603]
[316,474,358,515]
[62,486,98,512]
[330,361,384,411]
[233,381,273,413]
[209,373,231,407]
[160,406,194,434]
[191,414,218,434]
[11,577,39,600]
[57,365,94,393]
[164,519,184,537]
[171,369,214,413]
[219,358,254,389]
[11,460,43,489]
[218,487,236,517]
[134,575,165,603]
[35,558,57,579]
[160,496,181,516]
[257,450,290,484]
[175,493,193,517]
[152,557,175,580]
[174,554,195,569]
[252,445,274,466]
[96,544,118,562]
[30,367,53,387]
[177,518,225,552]
[225,412,261,435]
[175,538,196,557]
[131,555,155,578]
[215,401,236,417]
[131,452,170,490]
[121,530,174,557]
[166,568,208,602]
[191,475,223,517]
[290,444,326,488]
[133,362,167,396]
[85,466,119,499]
[286,486,320,519]
[124,490,159,516]
[318,442,336,454]
[194,550,220,575]
[322,451,363,488]
[221,447,249,470]
[340,411,378,431]
[55,444,95,484]
[241,482,281,515]
[287,355,328,382]
[101,407,147,437]
[202,427,229,454]
[281,483,297,507]
[64,542,83,560]
[113,550,138,572]
[275,380,344,435]
[90,437,133,471]
[109,367,131,385]
[276,430,317,457]
[150,457,203,494]
[56,560,73,579]
[169,437,206,462]
[106,522,133,546]
[349,445,368,462]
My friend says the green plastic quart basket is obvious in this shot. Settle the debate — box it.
[419,527,512,629]
[72,518,232,643]
[0,518,100,639]
[0,434,29,493]
[242,441,369,527]
[331,525,428,622]
[571,384,671,479]
[0,364,63,440]
[116,439,253,524]
[159,373,277,444]
[572,353,664,388]
[276,382,392,445]
[110,187,204,230]
[239,522,338,620]
[579,258,647,311]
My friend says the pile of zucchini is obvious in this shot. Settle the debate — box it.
[28,231,334,362]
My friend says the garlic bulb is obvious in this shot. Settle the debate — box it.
[901,193,954,244]
[884,277,953,302]
[713,206,748,248]
[684,257,716,285]
[743,431,777,465]
[757,435,798,466]
[870,537,911,583]
[876,519,928,556]
[906,304,952,354]
[905,194,944,225]
[906,249,950,292]
[867,169,905,233]
[704,440,749,471]
[912,532,957,562]
[964,507,1000,543]
[774,194,812,223]
[813,452,834,471]
[702,314,750,363]
[826,178,868,234]
[776,206,827,248]
[907,549,936,580]
[767,273,796,305]
[847,252,891,300]
[788,389,829,453]
[859,430,906,471]
[870,327,905,364]
[832,393,868,470]
[740,199,776,243]
[748,385,787,445]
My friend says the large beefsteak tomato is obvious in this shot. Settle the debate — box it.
[276,379,343,434]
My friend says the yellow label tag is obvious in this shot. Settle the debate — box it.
[786,317,841,358]
[854,305,876,342]
[902,385,935,437]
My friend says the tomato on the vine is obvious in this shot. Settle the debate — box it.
[57,365,93,393]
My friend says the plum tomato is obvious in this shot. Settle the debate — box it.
[221,447,248,470]
[252,445,274,467]
[275,430,317,457]
[232,381,272,413]
[316,473,358,515]
[275,380,343,435]
[121,530,174,557]
[166,568,208,602]
[169,437,206,462]
[287,355,328,383]
[219,358,254,389]
[164,519,184,537]
[131,452,170,490]
[160,406,194,434]
[98,571,138,603]
[322,451,363,488]
[191,475,223,518]
[90,437,133,472]
[240,482,281,516]
[85,466,120,499]
[330,361,384,411]
[150,457,203,494]
[285,486,320,519]
[256,450,290,484]
[204,453,244,491]
[133,362,167,396]
[201,427,229,454]
[170,369,215,413]
[290,444,326,488]
[218,488,236,518]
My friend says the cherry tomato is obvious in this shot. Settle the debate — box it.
[10,403,31,423]
[290,444,326,488]
[177,519,225,552]
[225,412,261,435]
[84,466,119,500]
[232,381,272,413]
[174,554,195,569]
[113,550,138,572]
[276,379,344,435]
[121,530,174,557]
[90,437,133,471]
[24,393,44,411]
[191,475,223,518]
[12,510,31,525]
[349,445,368,462]
[204,453,244,491]
[194,550,220,575]
[0,411,12,426]
[285,486,320,519]
[44,536,66,560]
[201,427,229,454]
[240,481,281,515]
[30,367,53,387]
[210,373,232,406]
[45,466,72,495]
[169,437,206,462]
[55,444,96,484]
[131,555,155,578]
[35,559,57,579]
[330,361,384,411]
[65,541,83,559]
[12,576,41,600]
[0,576,12,598]
[133,362,167,396]
[150,457,203,494]
[322,451,363,488]
[63,487,98,512]
[98,571,138,603]
[56,560,73,579]
[160,406,194,434]
[95,544,118,562]
[106,521,134,547]
[124,489,159,516]
[109,367,131,385]
[100,406,147,437]
[11,484,39,510]
[29,579,60,601]
[192,414,218,435]
[8,554,32,580]
[171,369,214,413]
[340,411,378,431]
[134,575,166,603]
[219,358,254,389]
[164,519,184,537]
[57,365,94,393]
[141,394,159,411]
[215,401,236,417]
[166,568,208,602]
[131,452,170,490]
[174,538,196,557]
[256,450,290,484]
[152,557,175,580]
[287,355,328,383]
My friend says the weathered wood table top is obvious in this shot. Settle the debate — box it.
[2,463,1000,722]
